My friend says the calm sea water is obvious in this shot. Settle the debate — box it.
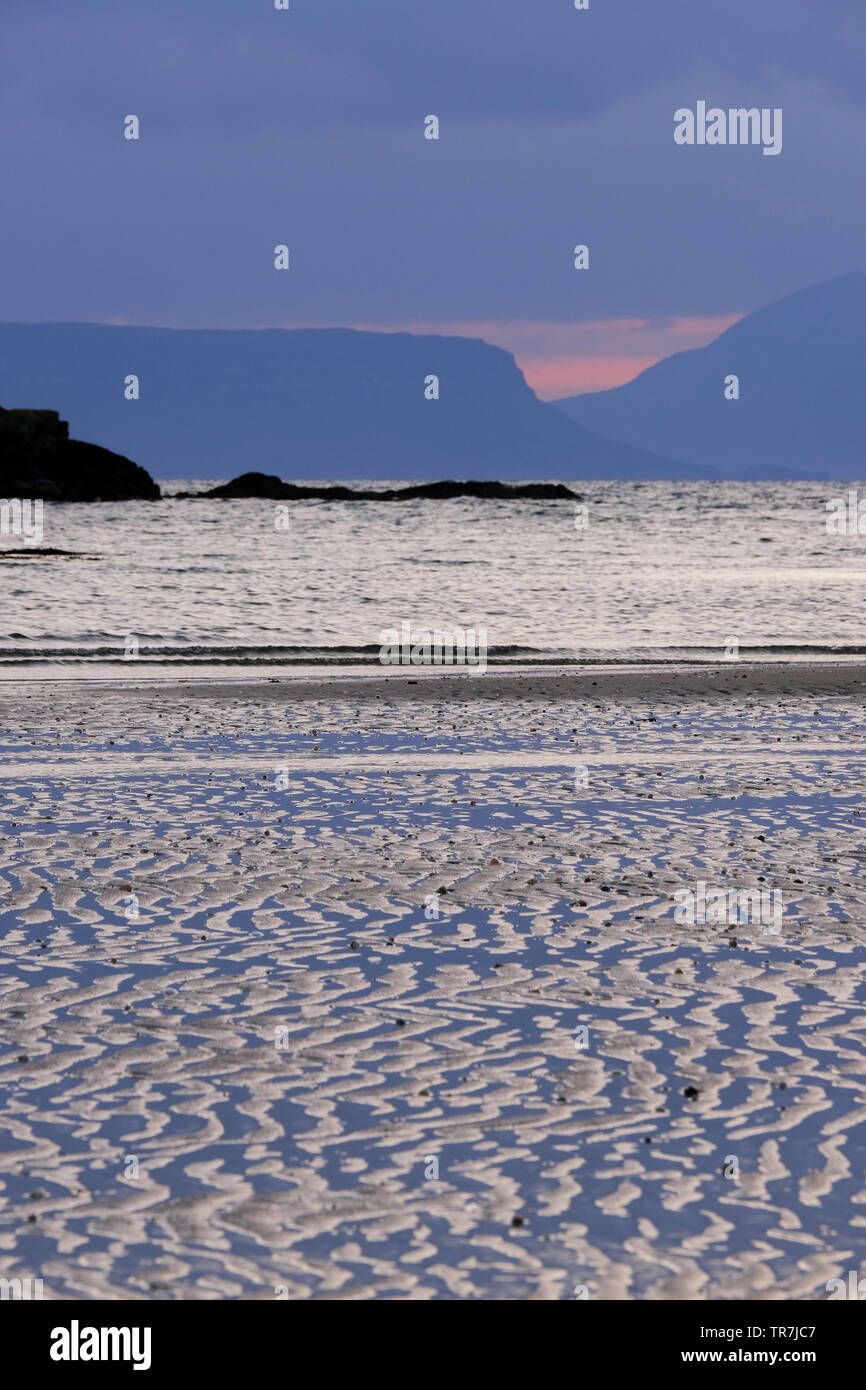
[1,479,864,675]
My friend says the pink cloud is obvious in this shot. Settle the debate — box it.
[524,355,660,397]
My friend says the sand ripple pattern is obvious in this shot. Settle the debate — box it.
[1,680,865,1299]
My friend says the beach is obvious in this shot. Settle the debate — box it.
[1,662,865,1299]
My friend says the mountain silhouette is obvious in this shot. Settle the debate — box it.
[0,322,686,481]
[554,272,866,479]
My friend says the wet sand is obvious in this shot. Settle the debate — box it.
[1,664,865,1299]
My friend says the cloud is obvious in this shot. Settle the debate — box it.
[2,3,864,337]
[3,0,866,139]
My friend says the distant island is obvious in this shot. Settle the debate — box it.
[0,321,684,481]
[171,473,580,501]
[4,274,865,482]
[554,271,866,479]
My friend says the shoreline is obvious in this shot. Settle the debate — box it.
[2,658,865,702]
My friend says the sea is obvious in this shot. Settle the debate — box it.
[1,478,864,678]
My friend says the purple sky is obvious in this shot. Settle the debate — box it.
[2,0,863,395]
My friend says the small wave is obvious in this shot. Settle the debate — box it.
[0,641,864,667]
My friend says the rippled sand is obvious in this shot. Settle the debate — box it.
[1,665,866,1300]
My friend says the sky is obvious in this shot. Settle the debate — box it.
[2,0,864,397]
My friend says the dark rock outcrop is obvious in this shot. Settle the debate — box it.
[174,473,580,501]
[0,407,160,500]
[0,548,101,560]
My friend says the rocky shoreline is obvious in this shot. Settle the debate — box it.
[171,473,581,501]
[1,413,583,503]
